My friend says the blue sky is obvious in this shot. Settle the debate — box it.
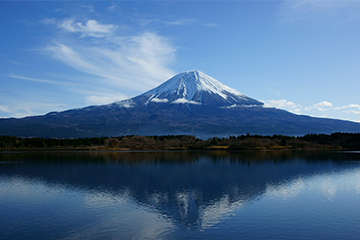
[1,1,360,122]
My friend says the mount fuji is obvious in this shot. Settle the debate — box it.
[1,70,359,138]
[138,70,263,108]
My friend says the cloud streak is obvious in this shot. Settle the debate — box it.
[334,104,360,110]
[334,104,360,114]
[40,17,177,98]
[10,13,177,109]
[284,0,360,12]
[58,18,117,38]
[7,15,178,112]
[279,0,360,23]
[86,95,127,106]
[45,29,176,98]
[0,105,11,114]
[305,101,333,111]
[0,101,70,119]
[263,99,302,113]
[106,4,119,13]
[264,99,360,122]
[264,99,335,113]
[8,75,76,86]
[165,18,196,26]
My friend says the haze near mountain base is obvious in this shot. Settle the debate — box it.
[0,70,359,139]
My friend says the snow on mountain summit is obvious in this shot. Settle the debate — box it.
[146,70,238,99]
[139,70,264,107]
[114,70,264,109]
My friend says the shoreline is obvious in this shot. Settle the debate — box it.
[0,146,344,153]
[2,133,359,152]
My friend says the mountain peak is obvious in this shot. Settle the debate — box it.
[138,70,264,107]
[2,69,360,139]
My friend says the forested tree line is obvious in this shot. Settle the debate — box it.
[0,136,106,149]
[0,132,359,150]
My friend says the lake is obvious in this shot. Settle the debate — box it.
[1,150,360,239]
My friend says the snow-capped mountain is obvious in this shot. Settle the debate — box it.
[0,70,360,138]
[134,70,263,108]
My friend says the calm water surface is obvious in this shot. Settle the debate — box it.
[1,150,360,239]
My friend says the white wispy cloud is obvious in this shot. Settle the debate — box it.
[348,110,360,114]
[204,23,219,27]
[334,104,360,114]
[36,14,177,106]
[138,18,160,26]
[165,19,196,26]
[0,101,71,119]
[0,105,11,113]
[8,75,77,86]
[305,101,333,111]
[282,0,342,13]
[106,4,119,13]
[40,18,56,25]
[279,0,360,22]
[6,6,206,117]
[81,5,95,14]
[263,99,360,122]
[45,31,175,97]
[10,60,21,65]
[263,99,302,113]
[334,104,360,110]
[86,95,127,106]
[58,18,117,38]
[131,14,198,28]
[172,98,201,105]
[150,98,169,103]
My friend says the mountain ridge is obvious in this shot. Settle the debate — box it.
[0,70,359,138]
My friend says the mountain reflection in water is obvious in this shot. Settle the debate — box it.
[1,151,360,239]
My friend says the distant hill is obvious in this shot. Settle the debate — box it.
[0,70,359,138]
